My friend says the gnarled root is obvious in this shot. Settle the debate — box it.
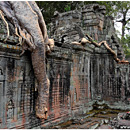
[71,38,91,45]
[0,10,9,42]
[46,39,54,54]
[85,34,121,62]
[36,107,48,119]
[73,34,126,63]
[31,45,50,119]
[81,37,91,45]
[35,78,50,119]
[71,41,81,45]
[0,1,52,120]
[15,27,23,46]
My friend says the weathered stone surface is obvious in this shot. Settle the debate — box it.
[49,4,124,59]
[0,3,130,129]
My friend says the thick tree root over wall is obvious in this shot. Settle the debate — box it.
[72,34,129,64]
[85,34,129,64]
[0,1,54,119]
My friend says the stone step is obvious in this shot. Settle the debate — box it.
[86,120,100,129]
[78,119,100,129]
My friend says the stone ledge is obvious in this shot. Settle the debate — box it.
[0,42,22,54]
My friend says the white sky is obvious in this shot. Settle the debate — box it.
[114,9,130,38]
[114,22,122,38]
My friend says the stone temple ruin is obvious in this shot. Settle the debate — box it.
[0,4,130,128]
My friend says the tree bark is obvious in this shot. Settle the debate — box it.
[0,1,51,119]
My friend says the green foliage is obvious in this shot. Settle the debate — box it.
[97,1,130,57]
[122,35,130,58]
[112,1,130,57]
[36,1,81,24]
[65,4,71,12]
[36,1,102,24]
[97,1,116,16]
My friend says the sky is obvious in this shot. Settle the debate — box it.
[114,22,122,38]
[114,8,130,38]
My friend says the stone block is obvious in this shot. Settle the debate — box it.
[84,19,100,26]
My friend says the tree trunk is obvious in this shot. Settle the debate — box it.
[0,1,51,119]
[122,22,126,39]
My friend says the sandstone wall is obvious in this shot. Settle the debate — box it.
[0,4,130,129]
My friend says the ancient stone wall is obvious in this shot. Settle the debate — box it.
[0,4,130,129]
[0,44,36,128]
[49,4,124,59]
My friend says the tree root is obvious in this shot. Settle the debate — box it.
[85,34,120,62]
[15,27,23,46]
[0,2,53,120]
[72,34,128,63]
[46,39,54,54]
[0,10,9,42]
[85,34,129,63]
[71,38,92,45]
[36,107,48,119]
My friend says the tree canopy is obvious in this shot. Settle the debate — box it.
[36,1,97,23]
